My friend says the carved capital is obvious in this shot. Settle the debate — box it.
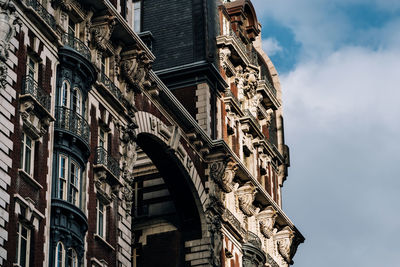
[275,226,294,263]
[257,206,277,238]
[236,182,257,216]
[209,159,238,193]
[90,15,116,52]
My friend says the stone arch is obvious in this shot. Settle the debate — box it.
[132,111,212,266]
[134,111,207,212]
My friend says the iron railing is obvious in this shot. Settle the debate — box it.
[22,75,51,111]
[99,72,124,103]
[61,33,91,61]
[25,0,57,30]
[263,78,277,96]
[94,146,120,178]
[244,109,261,130]
[229,29,247,57]
[54,106,89,145]
[247,46,258,66]
[247,231,262,249]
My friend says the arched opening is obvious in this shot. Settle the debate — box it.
[131,133,204,267]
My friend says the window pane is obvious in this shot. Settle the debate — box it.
[133,1,141,32]
[24,146,31,174]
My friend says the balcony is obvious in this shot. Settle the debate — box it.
[23,0,57,40]
[257,79,280,110]
[19,76,54,138]
[243,231,266,266]
[54,106,90,147]
[217,29,255,67]
[60,33,91,62]
[21,75,51,113]
[239,109,263,138]
[94,146,121,185]
[96,72,125,111]
[223,89,242,115]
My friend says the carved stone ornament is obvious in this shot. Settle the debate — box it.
[52,0,72,11]
[120,119,138,185]
[0,0,19,90]
[20,100,52,138]
[206,211,223,267]
[236,181,257,216]
[209,159,238,193]
[122,182,133,216]
[275,226,294,263]
[91,15,116,52]
[120,48,153,92]
[248,93,263,118]
[257,206,277,238]
[236,67,259,103]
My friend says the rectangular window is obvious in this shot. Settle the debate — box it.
[99,128,106,149]
[132,1,141,32]
[20,133,34,176]
[101,56,109,76]
[58,155,67,200]
[27,55,38,81]
[96,200,106,238]
[69,161,80,206]
[15,222,30,267]
[68,19,79,37]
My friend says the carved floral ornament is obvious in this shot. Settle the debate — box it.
[120,48,153,92]
[274,226,295,263]
[0,0,20,90]
[90,15,116,52]
[257,206,277,238]
[209,159,238,193]
[235,66,259,102]
[236,181,257,216]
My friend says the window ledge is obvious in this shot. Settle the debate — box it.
[94,234,115,251]
[18,169,43,190]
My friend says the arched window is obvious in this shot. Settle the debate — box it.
[71,87,82,115]
[67,248,78,267]
[60,81,69,107]
[55,242,65,267]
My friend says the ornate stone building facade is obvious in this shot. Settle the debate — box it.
[0,0,303,266]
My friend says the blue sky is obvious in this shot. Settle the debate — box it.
[252,0,400,266]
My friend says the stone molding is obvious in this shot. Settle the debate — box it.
[120,48,153,92]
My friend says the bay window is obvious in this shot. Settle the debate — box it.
[56,154,83,208]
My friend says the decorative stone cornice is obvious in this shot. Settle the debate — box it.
[209,159,238,193]
[90,15,116,52]
[257,206,277,238]
[0,0,19,90]
[275,226,295,263]
[236,181,257,216]
[120,47,153,92]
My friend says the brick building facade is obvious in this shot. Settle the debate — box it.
[0,0,304,266]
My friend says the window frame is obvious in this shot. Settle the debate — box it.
[131,0,142,33]
[55,241,66,267]
[67,248,78,267]
[69,160,81,206]
[96,199,107,238]
[20,132,34,176]
[26,54,38,81]
[71,87,83,115]
[15,222,31,267]
[56,154,83,208]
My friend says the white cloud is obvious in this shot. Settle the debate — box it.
[262,38,283,56]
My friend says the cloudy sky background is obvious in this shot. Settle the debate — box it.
[251,0,400,266]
